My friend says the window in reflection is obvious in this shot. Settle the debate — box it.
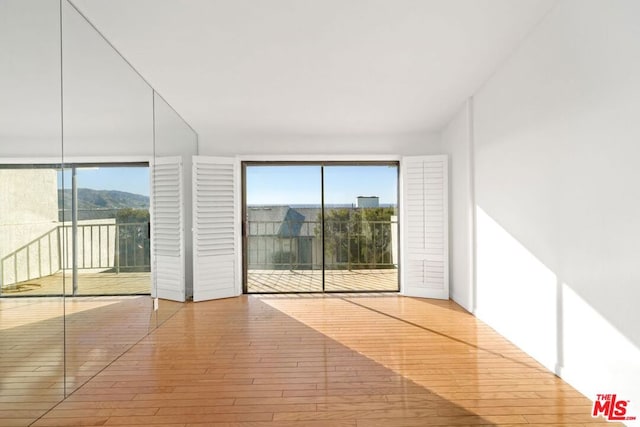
[0,164,150,297]
[60,164,151,296]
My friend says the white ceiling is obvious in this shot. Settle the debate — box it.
[71,0,556,145]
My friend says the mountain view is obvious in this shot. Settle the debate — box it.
[58,188,149,221]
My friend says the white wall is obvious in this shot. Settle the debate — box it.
[0,169,60,286]
[466,0,640,418]
[440,101,474,312]
[198,132,442,156]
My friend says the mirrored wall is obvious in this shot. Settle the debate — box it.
[0,0,197,424]
[0,1,65,424]
[60,0,156,397]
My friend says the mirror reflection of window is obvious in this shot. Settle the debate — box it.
[59,165,151,296]
[0,164,151,297]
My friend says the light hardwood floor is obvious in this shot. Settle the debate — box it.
[3,295,620,426]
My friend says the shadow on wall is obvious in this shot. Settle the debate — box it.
[474,206,640,422]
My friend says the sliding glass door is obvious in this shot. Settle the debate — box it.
[243,162,399,293]
[244,165,322,292]
[323,165,399,291]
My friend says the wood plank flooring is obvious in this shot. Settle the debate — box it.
[3,295,620,426]
[0,296,157,427]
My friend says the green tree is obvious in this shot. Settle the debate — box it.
[115,208,149,224]
[115,208,150,271]
[318,207,396,269]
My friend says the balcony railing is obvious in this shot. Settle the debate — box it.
[59,222,150,273]
[246,219,398,271]
[1,222,149,292]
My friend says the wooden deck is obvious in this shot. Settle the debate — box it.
[0,271,151,296]
[0,294,618,426]
[247,269,398,292]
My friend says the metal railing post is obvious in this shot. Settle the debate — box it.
[48,231,53,276]
[289,220,293,271]
[26,246,31,281]
[72,166,79,296]
[57,225,63,271]
[115,224,120,274]
[90,225,94,268]
[347,221,351,271]
[107,225,110,270]
[37,238,42,278]
[98,225,102,268]
[14,253,18,288]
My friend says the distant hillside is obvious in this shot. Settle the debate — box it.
[58,188,149,211]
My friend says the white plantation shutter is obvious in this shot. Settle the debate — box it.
[192,156,239,301]
[402,155,449,299]
[152,157,185,302]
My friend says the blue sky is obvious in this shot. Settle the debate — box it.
[246,165,398,205]
[59,167,150,196]
[56,164,399,204]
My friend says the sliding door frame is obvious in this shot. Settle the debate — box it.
[241,160,400,294]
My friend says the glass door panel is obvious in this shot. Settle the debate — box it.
[245,165,322,292]
[323,165,399,291]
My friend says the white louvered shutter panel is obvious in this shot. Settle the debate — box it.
[192,156,238,301]
[152,157,185,302]
[402,155,449,299]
